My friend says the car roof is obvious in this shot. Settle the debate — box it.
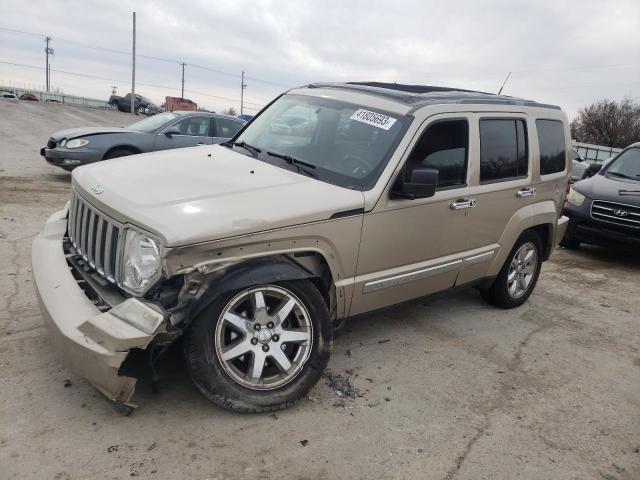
[172,111,245,121]
[298,81,561,111]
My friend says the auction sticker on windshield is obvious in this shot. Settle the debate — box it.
[350,109,397,130]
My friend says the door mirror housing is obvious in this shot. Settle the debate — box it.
[163,126,181,137]
[584,162,603,178]
[391,167,439,199]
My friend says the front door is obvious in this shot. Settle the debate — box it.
[349,114,475,316]
[154,115,213,150]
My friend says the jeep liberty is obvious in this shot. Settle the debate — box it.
[32,82,570,413]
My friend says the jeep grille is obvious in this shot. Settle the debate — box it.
[67,190,122,283]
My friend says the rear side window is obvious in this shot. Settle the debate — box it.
[479,119,528,183]
[537,119,566,175]
[216,118,244,138]
[405,120,468,189]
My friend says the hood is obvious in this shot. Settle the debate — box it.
[51,126,136,141]
[72,145,365,247]
[574,173,640,206]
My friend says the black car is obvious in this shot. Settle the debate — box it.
[562,142,640,250]
[109,93,163,115]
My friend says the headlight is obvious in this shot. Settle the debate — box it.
[119,230,162,295]
[566,187,586,206]
[65,138,90,149]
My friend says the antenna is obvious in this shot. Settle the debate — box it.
[497,72,511,95]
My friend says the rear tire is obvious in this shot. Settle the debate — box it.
[103,148,137,160]
[184,280,332,413]
[480,230,543,309]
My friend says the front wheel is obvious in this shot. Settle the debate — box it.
[480,230,543,309]
[184,280,332,412]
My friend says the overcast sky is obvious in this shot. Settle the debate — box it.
[1,0,638,118]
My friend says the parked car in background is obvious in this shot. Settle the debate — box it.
[562,142,640,250]
[40,111,246,171]
[19,92,39,101]
[32,82,570,413]
[109,93,163,115]
[0,89,18,100]
[570,148,588,183]
[238,114,254,122]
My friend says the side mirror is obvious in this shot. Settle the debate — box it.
[163,126,181,137]
[584,162,602,178]
[391,167,439,199]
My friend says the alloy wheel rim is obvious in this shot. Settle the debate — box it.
[507,242,538,299]
[214,285,313,390]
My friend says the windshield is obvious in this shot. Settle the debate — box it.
[233,94,410,190]
[128,113,179,133]
[604,148,640,180]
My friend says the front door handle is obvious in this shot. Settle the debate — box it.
[516,187,537,198]
[450,198,477,210]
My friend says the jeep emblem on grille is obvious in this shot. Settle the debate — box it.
[90,184,104,194]
[613,209,628,217]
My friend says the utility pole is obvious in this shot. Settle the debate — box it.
[240,71,247,115]
[45,36,53,92]
[131,11,136,114]
[111,85,117,95]
[180,62,186,99]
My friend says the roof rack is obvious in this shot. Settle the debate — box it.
[304,82,561,111]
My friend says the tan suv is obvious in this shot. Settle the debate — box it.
[32,82,570,413]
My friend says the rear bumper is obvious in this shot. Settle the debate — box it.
[32,208,166,410]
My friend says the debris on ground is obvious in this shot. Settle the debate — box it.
[377,338,391,344]
[63,379,72,387]
[322,370,361,400]
[299,439,309,447]
[147,442,157,452]
[107,445,118,453]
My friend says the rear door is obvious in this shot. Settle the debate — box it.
[153,115,213,150]
[212,117,245,144]
[458,113,536,284]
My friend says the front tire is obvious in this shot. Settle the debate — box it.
[103,148,136,160]
[480,230,543,309]
[184,280,332,413]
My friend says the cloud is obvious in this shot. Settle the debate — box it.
[0,0,638,117]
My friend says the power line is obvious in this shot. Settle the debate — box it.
[0,26,292,88]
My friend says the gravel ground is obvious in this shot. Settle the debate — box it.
[0,100,638,480]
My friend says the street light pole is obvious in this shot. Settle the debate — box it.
[131,11,136,115]
[180,62,186,99]
[45,36,52,92]
[240,70,247,115]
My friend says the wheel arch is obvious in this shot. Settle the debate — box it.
[186,253,337,326]
[487,201,558,276]
[102,144,141,160]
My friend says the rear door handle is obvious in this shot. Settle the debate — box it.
[450,198,477,210]
[516,187,536,198]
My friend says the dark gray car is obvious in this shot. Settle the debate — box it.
[40,111,246,171]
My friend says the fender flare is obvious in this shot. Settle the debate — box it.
[189,256,317,321]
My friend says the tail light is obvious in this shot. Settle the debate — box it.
[559,180,571,217]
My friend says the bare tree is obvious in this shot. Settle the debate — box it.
[570,97,640,148]
[223,106,237,116]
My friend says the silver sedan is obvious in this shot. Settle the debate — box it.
[40,111,246,171]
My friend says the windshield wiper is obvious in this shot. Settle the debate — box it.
[232,141,262,156]
[607,171,633,179]
[266,151,317,177]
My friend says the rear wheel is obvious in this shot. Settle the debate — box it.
[480,230,543,309]
[103,148,137,160]
[184,280,332,412]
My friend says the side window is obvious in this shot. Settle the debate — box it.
[537,119,566,175]
[405,120,468,189]
[170,116,211,136]
[479,119,528,183]
[216,118,244,138]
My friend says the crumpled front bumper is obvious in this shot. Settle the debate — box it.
[32,207,166,411]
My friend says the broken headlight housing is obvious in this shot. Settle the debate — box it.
[119,229,162,296]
